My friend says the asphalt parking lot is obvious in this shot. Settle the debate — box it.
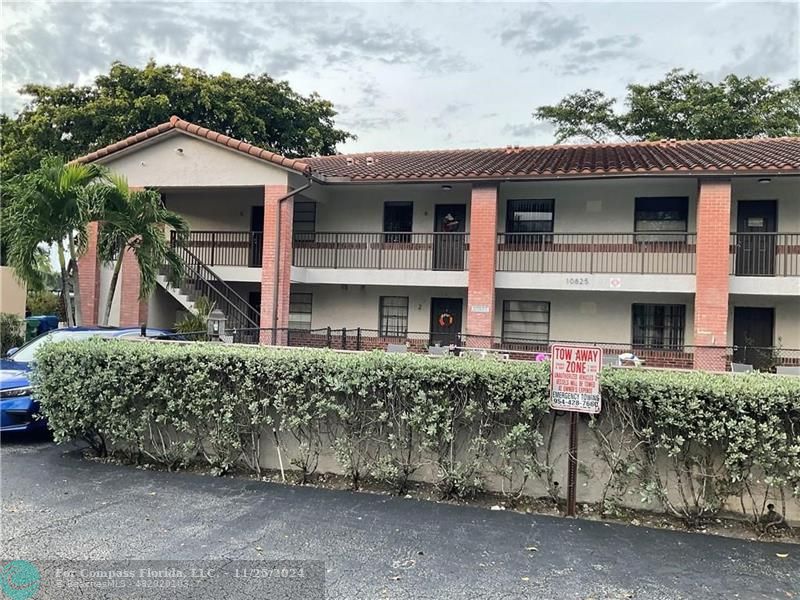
[1,438,797,599]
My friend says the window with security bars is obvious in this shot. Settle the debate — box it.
[634,197,688,242]
[502,300,550,344]
[383,202,413,243]
[632,303,686,349]
[506,199,554,246]
[288,292,312,331]
[379,296,409,337]
[293,201,316,242]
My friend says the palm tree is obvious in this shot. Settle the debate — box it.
[6,157,102,326]
[96,175,188,326]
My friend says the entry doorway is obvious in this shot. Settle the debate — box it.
[433,204,466,270]
[733,307,774,369]
[429,297,463,347]
[735,201,777,276]
[247,291,262,327]
[250,206,264,267]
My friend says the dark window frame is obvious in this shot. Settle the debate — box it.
[379,296,409,337]
[288,292,313,331]
[293,201,317,242]
[501,300,551,344]
[383,202,413,243]
[634,197,689,243]
[631,303,686,350]
[505,199,555,246]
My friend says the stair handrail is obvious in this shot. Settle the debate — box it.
[168,236,259,330]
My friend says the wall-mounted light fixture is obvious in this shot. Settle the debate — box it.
[176,147,184,155]
[441,184,452,191]
[758,178,771,185]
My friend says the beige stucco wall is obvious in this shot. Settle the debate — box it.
[162,187,265,231]
[0,266,26,317]
[292,283,466,333]
[499,177,699,233]
[494,290,695,345]
[100,131,290,188]
[147,286,187,330]
[730,176,800,232]
[303,183,472,233]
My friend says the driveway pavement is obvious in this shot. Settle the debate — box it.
[1,438,797,599]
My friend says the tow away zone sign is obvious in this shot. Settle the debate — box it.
[549,344,602,414]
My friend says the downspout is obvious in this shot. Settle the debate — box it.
[271,179,313,335]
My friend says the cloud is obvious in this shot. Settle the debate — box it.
[429,102,471,129]
[1,1,471,115]
[502,121,555,142]
[499,6,642,76]
[500,6,586,54]
[714,3,798,80]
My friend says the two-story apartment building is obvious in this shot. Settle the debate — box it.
[75,117,800,371]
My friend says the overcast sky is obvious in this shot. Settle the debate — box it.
[2,1,798,153]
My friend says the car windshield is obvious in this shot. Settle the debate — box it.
[9,330,117,363]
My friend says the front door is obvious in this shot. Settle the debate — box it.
[433,204,466,270]
[733,307,774,369]
[429,298,463,347]
[250,206,264,267]
[736,201,777,275]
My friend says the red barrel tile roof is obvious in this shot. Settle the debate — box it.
[73,116,311,174]
[306,137,800,181]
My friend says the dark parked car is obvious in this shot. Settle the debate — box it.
[0,327,171,433]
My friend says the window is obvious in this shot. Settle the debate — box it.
[288,292,312,331]
[379,296,409,337]
[383,202,413,243]
[634,197,688,242]
[506,199,554,235]
[293,201,316,242]
[502,300,550,344]
[632,304,686,349]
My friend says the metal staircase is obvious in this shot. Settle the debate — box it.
[158,241,260,343]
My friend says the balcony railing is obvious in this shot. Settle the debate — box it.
[175,231,264,267]
[292,232,470,271]
[730,233,800,276]
[496,232,697,274]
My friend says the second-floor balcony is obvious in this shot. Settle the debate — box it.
[292,232,470,271]
[174,230,800,279]
[496,232,698,274]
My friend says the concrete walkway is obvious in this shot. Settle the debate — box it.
[1,439,797,599]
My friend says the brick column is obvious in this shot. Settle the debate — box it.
[466,183,498,346]
[77,221,101,325]
[118,249,148,327]
[693,179,732,371]
[259,185,293,345]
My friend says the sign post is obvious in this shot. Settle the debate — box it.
[549,344,603,517]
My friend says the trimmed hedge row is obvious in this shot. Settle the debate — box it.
[33,339,800,525]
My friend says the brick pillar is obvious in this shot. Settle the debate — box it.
[118,248,148,327]
[77,221,101,325]
[693,179,732,371]
[259,185,293,345]
[466,183,498,346]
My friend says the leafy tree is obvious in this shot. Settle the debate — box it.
[534,70,800,143]
[1,60,354,182]
[96,175,188,326]
[5,157,103,326]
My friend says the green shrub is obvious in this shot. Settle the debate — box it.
[31,340,800,525]
[26,290,63,319]
[0,312,24,355]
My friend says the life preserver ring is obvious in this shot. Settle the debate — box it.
[438,312,454,328]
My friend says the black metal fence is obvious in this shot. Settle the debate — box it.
[152,327,800,373]
[730,232,800,276]
[175,230,264,267]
